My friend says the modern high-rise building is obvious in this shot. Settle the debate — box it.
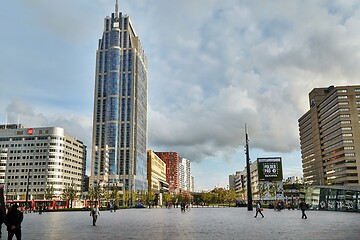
[90,1,148,192]
[0,124,86,200]
[154,152,180,193]
[299,85,360,186]
[179,158,191,192]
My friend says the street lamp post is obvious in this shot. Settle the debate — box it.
[25,169,31,211]
[245,125,253,211]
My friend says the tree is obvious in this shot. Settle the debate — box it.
[163,192,172,205]
[88,186,95,201]
[269,181,283,201]
[104,187,111,205]
[140,190,147,204]
[62,182,77,208]
[239,187,246,200]
[44,184,56,200]
[258,182,268,202]
[226,189,236,205]
[201,191,213,205]
[110,184,120,205]
[130,190,136,206]
[147,190,156,207]
[212,188,226,204]
[88,185,101,202]
[123,189,129,206]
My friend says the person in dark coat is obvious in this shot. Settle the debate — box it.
[0,206,5,238]
[5,204,24,240]
[299,200,308,219]
[90,204,100,226]
[254,201,264,218]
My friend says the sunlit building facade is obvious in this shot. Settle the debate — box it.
[90,3,148,192]
[154,152,180,193]
[147,150,168,205]
[179,158,191,192]
[0,124,86,200]
[299,86,360,186]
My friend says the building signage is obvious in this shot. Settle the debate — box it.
[257,157,283,181]
[27,128,34,135]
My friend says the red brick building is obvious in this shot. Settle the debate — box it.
[154,152,180,193]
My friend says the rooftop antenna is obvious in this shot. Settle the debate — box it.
[115,0,119,18]
[5,114,7,129]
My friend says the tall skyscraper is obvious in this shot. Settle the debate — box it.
[299,85,360,186]
[90,1,148,192]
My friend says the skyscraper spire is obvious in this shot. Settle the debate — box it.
[115,0,119,18]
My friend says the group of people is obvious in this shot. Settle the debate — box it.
[0,204,24,240]
[254,200,308,219]
[106,202,118,212]
[180,202,189,212]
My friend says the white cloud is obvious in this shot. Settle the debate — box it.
[3,0,360,189]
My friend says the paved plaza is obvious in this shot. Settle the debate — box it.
[10,207,360,240]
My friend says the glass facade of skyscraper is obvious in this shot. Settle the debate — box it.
[91,8,148,192]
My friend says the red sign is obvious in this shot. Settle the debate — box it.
[27,128,34,135]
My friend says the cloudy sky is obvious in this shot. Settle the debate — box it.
[1,0,360,190]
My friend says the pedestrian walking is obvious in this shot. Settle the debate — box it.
[299,199,308,219]
[4,204,24,240]
[0,205,5,239]
[254,201,264,218]
[113,203,117,212]
[90,204,100,226]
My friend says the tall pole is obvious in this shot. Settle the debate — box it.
[245,125,253,211]
[25,169,31,211]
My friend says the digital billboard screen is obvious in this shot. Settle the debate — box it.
[257,157,283,181]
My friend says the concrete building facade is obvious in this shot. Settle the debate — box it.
[299,85,360,186]
[147,150,168,205]
[232,158,284,202]
[179,158,191,192]
[0,124,86,200]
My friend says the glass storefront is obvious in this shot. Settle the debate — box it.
[302,186,360,212]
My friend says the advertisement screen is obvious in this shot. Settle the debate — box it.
[257,157,283,181]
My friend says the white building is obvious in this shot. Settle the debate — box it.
[179,158,192,192]
[0,124,86,200]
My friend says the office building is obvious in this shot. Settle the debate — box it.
[232,157,283,202]
[147,150,168,205]
[299,85,360,186]
[190,176,195,192]
[179,158,191,192]
[0,124,86,200]
[90,1,148,192]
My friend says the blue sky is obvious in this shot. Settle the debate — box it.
[1,0,360,190]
